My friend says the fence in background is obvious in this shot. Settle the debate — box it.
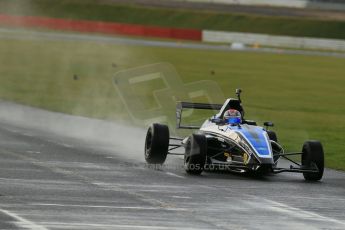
[1,14,345,51]
[203,30,345,51]
[168,0,345,11]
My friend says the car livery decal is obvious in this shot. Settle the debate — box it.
[229,125,271,156]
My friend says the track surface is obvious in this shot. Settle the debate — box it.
[0,102,345,229]
[1,28,345,59]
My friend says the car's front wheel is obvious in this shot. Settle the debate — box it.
[184,134,207,175]
[144,123,169,164]
[301,140,324,181]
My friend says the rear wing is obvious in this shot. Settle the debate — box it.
[176,102,223,129]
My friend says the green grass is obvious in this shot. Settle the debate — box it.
[0,37,344,170]
[1,0,345,39]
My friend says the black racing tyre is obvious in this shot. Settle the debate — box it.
[184,134,207,175]
[271,141,283,163]
[267,130,279,162]
[144,123,169,164]
[302,141,324,181]
[267,130,278,142]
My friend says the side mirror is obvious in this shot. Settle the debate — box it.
[264,121,274,129]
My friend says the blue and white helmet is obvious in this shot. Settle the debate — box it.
[224,109,242,125]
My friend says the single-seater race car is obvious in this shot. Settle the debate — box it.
[144,89,324,181]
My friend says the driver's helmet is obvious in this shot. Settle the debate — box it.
[224,109,242,125]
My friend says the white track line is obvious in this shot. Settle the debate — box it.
[61,143,74,148]
[26,150,41,154]
[263,198,345,226]
[171,195,192,199]
[165,172,186,179]
[39,222,206,230]
[30,203,187,211]
[22,133,34,137]
[0,208,49,230]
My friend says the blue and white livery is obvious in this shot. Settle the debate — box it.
[144,89,325,181]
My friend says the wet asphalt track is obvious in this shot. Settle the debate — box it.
[0,102,345,229]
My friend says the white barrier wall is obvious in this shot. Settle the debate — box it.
[203,30,345,51]
[171,0,307,8]
[167,0,345,10]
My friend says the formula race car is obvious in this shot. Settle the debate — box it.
[144,89,324,181]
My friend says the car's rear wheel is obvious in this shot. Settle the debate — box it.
[184,134,207,175]
[301,141,324,181]
[144,123,169,164]
[267,130,279,162]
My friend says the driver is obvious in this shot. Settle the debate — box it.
[223,109,242,125]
